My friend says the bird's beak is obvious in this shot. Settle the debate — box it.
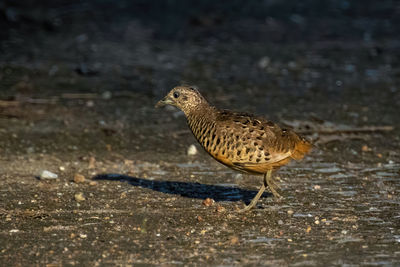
[155,96,174,108]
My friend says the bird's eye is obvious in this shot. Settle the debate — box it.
[173,91,180,98]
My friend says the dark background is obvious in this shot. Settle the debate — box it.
[2,0,400,42]
[1,0,399,121]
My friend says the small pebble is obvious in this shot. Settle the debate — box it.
[287,209,294,216]
[59,166,65,171]
[187,144,198,156]
[40,170,58,179]
[361,145,371,152]
[124,159,134,166]
[101,91,112,100]
[258,56,270,69]
[73,173,86,183]
[233,173,243,180]
[202,198,214,207]
[86,100,94,107]
[230,236,240,245]
[215,206,226,213]
[74,192,85,202]
[278,220,284,225]
[88,157,96,169]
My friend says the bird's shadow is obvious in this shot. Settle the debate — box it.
[93,174,271,204]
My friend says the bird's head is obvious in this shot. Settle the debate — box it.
[155,85,207,114]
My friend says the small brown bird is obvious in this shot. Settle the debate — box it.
[156,85,311,211]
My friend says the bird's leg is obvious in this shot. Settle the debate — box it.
[240,170,283,212]
[239,174,267,212]
[265,169,282,199]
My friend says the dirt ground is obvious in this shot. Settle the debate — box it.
[1,1,399,266]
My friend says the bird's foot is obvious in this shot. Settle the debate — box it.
[239,201,259,212]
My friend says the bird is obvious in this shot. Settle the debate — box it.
[155,85,311,211]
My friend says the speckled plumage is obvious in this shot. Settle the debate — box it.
[156,85,311,211]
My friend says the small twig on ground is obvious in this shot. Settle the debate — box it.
[0,100,19,107]
[25,98,59,104]
[313,134,370,145]
[172,130,191,136]
[61,93,99,99]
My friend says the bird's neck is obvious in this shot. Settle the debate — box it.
[185,103,217,146]
[185,102,216,123]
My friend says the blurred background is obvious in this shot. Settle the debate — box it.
[1,0,399,100]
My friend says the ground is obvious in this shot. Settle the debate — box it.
[0,1,400,266]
